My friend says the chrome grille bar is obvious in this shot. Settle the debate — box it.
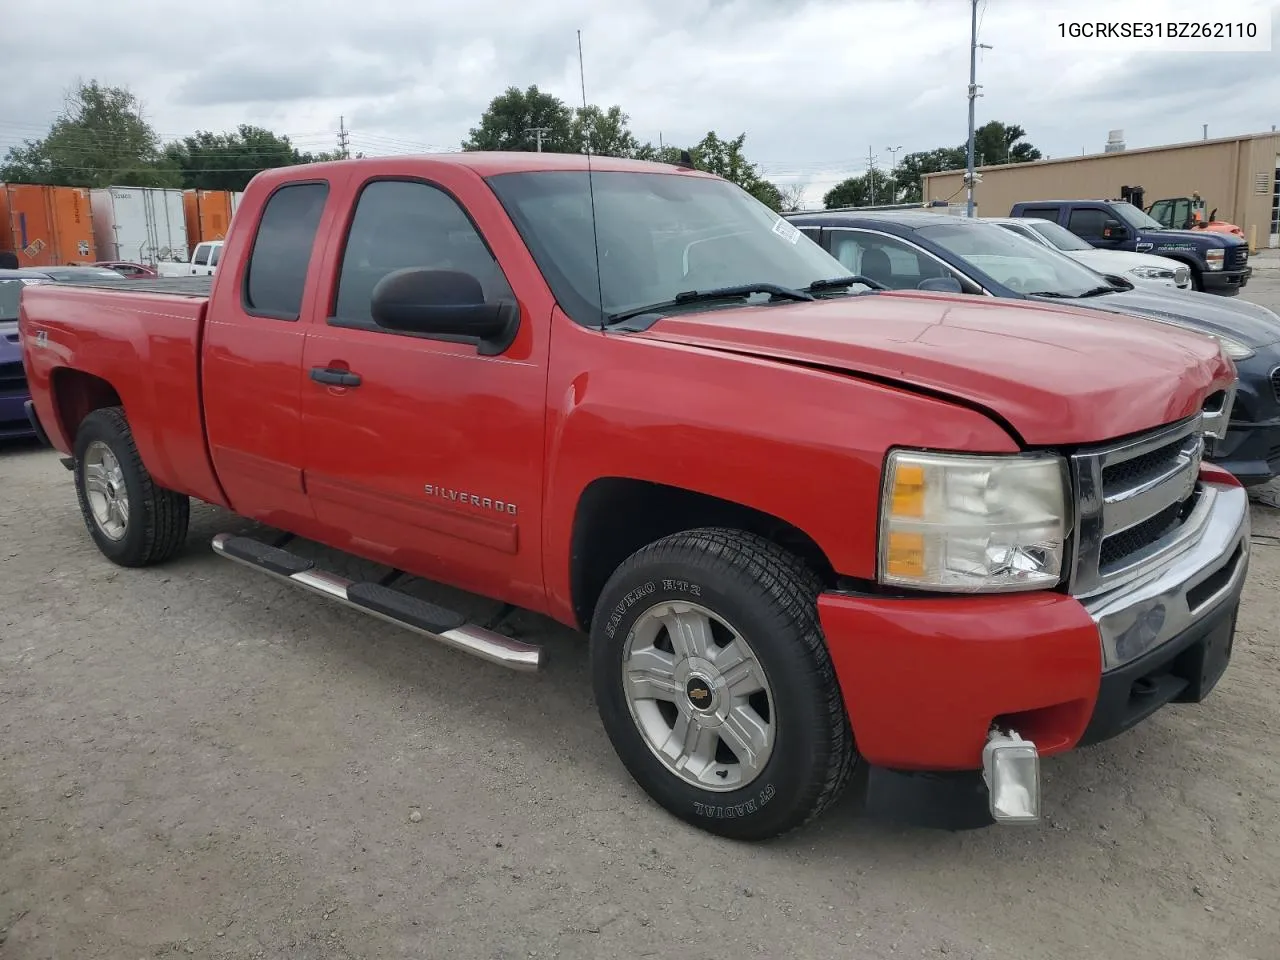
[1070,414,1204,598]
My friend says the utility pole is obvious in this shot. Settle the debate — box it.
[885,144,902,202]
[525,126,551,152]
[337,116,350,159]
[866,146,878,205]
[965,0,991,217]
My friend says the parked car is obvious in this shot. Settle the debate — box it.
[785,210,1280,485]
[985,216,1192,292]
[1008,199,1251,295]
[22,154,1248,839]
[1,269,56,439]
[92,260,158,279]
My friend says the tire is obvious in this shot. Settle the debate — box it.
[72,406,190,567]
[1190,269,1204,292]
[590,527,856,840]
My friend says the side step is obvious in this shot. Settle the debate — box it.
[210,533,543,672]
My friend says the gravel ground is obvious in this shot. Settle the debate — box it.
[4,278,1280,960]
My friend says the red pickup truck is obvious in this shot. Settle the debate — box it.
[19,153,1251,839]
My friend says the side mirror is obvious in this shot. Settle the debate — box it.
[917,276,963,294]
[371,268,518,355]
[1101,220,1130,241]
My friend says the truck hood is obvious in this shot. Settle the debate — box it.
[1069,287,1280,348]
[635,291,1233,447]
[1132,229,1247,250]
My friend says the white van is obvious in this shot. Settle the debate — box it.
[189,241,224,276]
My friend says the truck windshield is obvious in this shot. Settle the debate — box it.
[917,220,1114,298]
[1108,201,1165,232]
[486,170,856,324]
[1025,220,1095,252]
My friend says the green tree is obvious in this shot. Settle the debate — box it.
[675,131,784,211]
[892,147,966,204]
[162,125,341,191]
[462,85,576,153]
[572,104,644,158]
[823,173,875,209]
[0,80,180,187]
[970,121,1042,167]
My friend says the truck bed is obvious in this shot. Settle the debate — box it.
[66,276,213,297]
[19,278,226,508]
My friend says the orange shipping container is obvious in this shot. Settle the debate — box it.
[182,189,234,253]
[0,183,96,266]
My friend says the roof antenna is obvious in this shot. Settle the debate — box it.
[578,29,606,332]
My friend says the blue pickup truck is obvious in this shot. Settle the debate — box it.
[1008,199,1251,296]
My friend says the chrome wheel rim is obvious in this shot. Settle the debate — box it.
[621,600,775,792]
[83,441,129,541]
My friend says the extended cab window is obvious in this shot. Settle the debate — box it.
[243,181,330,320]
[210,244,221,266]
[332,180,513,329]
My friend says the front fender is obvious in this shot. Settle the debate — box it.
[539,318,1020,624]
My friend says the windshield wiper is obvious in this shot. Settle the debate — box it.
[1028,285,1118,300]
[806,274,887,293]
[605,282,813,324]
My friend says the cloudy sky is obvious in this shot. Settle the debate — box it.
[3,0,1278,205]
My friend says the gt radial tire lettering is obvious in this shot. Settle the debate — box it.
[693,783,775,819]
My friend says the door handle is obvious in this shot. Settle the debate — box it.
[310,366,362,387]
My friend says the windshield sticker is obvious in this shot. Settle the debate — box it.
[772,217,801,244]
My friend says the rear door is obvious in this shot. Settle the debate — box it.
[201,177,339,533]
[297,170,549,602]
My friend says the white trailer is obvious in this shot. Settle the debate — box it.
[90,187,190,273]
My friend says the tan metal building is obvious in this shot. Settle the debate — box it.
[922,130,1280,248]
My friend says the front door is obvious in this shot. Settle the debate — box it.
[299,173,549,605]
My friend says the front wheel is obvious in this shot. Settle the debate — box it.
[590,528,856,840]
[1190,269,1205,292]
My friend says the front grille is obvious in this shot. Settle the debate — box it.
[1271,366,1280,404]
[1101,433,1187,491]
[1228,246,1249,268]
[1071,415,1205,597]
[1097,496,1195,568]
[0,359,26,395]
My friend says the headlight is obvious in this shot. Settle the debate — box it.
[1129,266,1175,280]
[1205,248,1225,271]
[879,450,1068,593]
[1214,333,1254,360]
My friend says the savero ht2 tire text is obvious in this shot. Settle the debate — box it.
[73,406,191,567]
[590,527,856,840]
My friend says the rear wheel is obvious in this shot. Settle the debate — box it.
[590,527,856,840]
[73,406,190,567]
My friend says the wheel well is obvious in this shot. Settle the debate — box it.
[50,369,122,443]
[569,477,836,631]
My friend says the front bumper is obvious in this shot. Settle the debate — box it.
[1209,415,1280,485]
[818,479,1250,771]
[1201,266,1251,293]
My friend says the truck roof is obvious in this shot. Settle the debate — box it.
[251,151,718,189]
